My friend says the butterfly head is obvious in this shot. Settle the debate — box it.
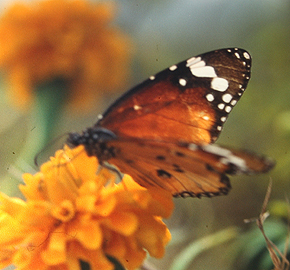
[67,127,117,162]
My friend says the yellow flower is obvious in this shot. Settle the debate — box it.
[0,0,133,110]
[0,146,173,270]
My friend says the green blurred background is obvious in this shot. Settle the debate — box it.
[0,0,290,269]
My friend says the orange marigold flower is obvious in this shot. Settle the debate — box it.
[0,146,173,270]
[0,0,133,110]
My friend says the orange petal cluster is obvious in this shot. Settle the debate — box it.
[0,146,173,270]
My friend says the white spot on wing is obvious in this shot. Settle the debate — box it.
[222,93,232,103]
[235,52,241,59]
[225,106,232,113]
[220,156,247,169]
[211,77,229,92]
[202,144,247,171]
[169,65,177,71]
[186,57,217,78]
[186,56,201,66]
[191,66,217,78]
[134,105,142,110]
[231,100,237,106]
[206,93,214,102]
[221,116,227,122]
[149,75,155,80]
[203,144,231,156]
[218,103,225,110]
[179,78,187,86]
[243,52,250,59]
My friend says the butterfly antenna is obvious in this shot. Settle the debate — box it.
[34,132,69,167]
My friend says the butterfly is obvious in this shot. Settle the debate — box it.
[67,48,275,198]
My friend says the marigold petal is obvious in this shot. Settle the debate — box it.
[103,211,138,236]
[104,232,126,258]
[42,225,67,265]
[144,186,174,218]
[118,238,147,270]
[72,221,103,250]
[76,191,117,216]
[120,174,148,192]
[68,242,114,270]
[0,211,24,247]
[0,192,26,217]
[135,215,171,258]
[21,201,54,227]
[94,194,117,216]
[60,145,100,184]
[120,176,174,218]
[105,233,146,270]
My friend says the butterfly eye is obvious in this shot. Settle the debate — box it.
[93,128,117,142]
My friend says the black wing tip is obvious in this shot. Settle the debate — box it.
[221,47,251,58]
[205,47,252,61]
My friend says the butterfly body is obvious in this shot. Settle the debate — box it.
[67,48,274,198]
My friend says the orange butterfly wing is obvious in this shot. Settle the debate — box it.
[107,140,274,197]
[98,48,251,144]
[67,48,274,198]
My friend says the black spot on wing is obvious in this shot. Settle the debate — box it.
[172,164,185,173]
[205,163,215,172]
[156,169,172,179]
[175,151,185,157]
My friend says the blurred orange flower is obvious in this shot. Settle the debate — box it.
[0,146,173,270]
[0,0,133,110]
